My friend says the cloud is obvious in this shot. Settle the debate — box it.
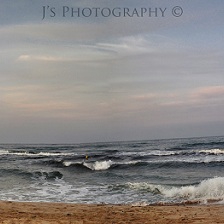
[16,49,110,63]
[0,85,75,116]
[0,85,113,121]
[15,34,159,65]
[159,86,224,108]
[96,35,155,55]
[17,54,66,62]
[191,86,224,99]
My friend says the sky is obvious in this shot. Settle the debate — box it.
[0,0,224,143]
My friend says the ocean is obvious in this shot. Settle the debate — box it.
[1,136,224,205]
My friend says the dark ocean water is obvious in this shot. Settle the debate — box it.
[1,136,224,205]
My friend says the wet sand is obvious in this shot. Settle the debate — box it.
[0,201,224,223]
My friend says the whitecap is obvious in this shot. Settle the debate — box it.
[199,149,224,155]
[163,177,224,202]
[83,160,113,171]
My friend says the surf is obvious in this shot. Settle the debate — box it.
[124,177,224,204]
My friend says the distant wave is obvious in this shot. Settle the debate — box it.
[43,155,224,171]
[116,148,224,158]
[199,149,224,155]
[2,148,224,162]
[170,141,224,150]
[0,150,75,157]
[117,150,178,157]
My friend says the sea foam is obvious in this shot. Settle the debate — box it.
[83,160,113,171]
[199,149,224,155]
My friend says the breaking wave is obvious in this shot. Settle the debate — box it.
[83,160,114,171]
[199,149,224,155]
[62,160,141,171]
[62,160,114,170]
[45,155,224,171]
[125,177,224,204]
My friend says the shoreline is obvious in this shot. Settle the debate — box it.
[0,201,224,223]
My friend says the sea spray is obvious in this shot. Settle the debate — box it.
[83,160,114,170]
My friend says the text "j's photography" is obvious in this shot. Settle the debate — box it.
[42,6,184,20]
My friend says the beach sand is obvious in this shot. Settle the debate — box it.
[0,201,224,224]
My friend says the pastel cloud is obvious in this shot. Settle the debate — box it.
[17,55,66,62]
[15,35,158,65]
[191,86,224,99]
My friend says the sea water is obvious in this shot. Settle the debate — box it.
[1,136,224,204]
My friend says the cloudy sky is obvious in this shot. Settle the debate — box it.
[0,0,224,143]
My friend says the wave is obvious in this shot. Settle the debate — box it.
[149,159,224,169]
[0,150,75,157]
[116,148,224,158]
[32,171,63,180]
[163,177,224,203]
[117,150,179,157]
[83,160,114,171]
[124,177,224,203]
[44,155,224,171]
[0,168,33,178]
[3,146,224,165]
[3,149,223,163]
[62,160,141,171]
[173,140,224,150]
[63,160,115,171]
[0,168,63,181]
[199,149,224,155]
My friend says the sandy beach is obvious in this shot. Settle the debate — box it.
[0,201,224,224]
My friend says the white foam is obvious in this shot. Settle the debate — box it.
[127,182,163,194]
[0,150,10,155]
[118,150,177,157]
[0,178,100,203]
[131,201,148,206]
[199,149,224,155]
[62,161,83,167]
[120,160,140,165]
[63,161,72,167]
[63,160,140,169]
[84,160,113,171]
